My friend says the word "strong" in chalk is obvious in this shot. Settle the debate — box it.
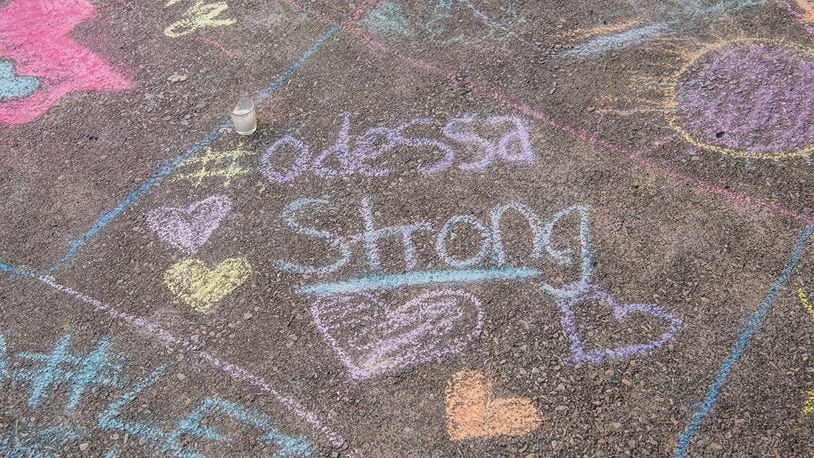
[261,113,535,183]
[275,197,591,299]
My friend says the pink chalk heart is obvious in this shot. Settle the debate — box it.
[146,195,232,255]
[557,288,683,365]
[312,289,483,380]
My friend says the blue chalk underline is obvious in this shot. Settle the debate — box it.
[296,267,542,295]
[674,224,814,457]
[0,26,339,277]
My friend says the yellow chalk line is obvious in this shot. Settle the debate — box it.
[798,287,814,321]
[556,19,642,41]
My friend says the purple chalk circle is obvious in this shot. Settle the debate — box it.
[146,195,232,255]
[557,288,683,365]
[311,289,483,380]
[666,40,814,160]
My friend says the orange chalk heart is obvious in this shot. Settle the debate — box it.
[445,370,542,441]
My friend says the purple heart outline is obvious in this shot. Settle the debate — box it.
[558,288,683,365]
[146,195,232,255]
[311,289,483,380]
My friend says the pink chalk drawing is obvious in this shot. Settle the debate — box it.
[0,0,132,125]
[146,195,232,255]
[557,287,683,365]
[311,289,483,380]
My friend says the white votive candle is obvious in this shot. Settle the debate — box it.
[231,96,257,135]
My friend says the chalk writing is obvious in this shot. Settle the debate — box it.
[0,331,313,456]
[557,287,684,365]
[363,1,410,36]
[804,389,814,415]
[798,287,814,321]
[99,366,312,457]
[164,0,237,38]
[164,258,252,312]
[1,333,124,412]
[665,40,814,160]
[38,276,348,449]
[282,197,681,366]
[260,113,535,184]
[445,369,542,441]
[0,425,84,457]
[175,144,258,187]
[147,195,232,255]
[311,289,483,380]
[275,196,570,289]
[0,61,39,99]
[0,0,132,124]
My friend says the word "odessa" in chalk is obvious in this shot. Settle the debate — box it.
[261,112,535,182]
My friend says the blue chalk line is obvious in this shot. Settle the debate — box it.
[0,26,338,277]
[674,224,814,457]
[297,267,542,295]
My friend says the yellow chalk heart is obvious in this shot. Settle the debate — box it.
[165,258,251,312]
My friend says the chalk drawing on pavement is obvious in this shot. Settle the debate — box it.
[311,289,483,380]
[163,0,237,38]
[664,39,814,161]
[164,257,252,312]
[39,275,349,450]
[558,22,674,58]
[558,287,684,365]
[445,369,542,441]
[798,287,814,321]
[783,0,814,34]
[804,389,814,415]
[0,333,125,412]
[260,113,536,184]
[0,61,39,100]
[174,144,259,187]
[282,197,682,368]
[98,366,313,457]
[363,1,410,36]
[0,330,313,456]
[0,0,132,125]
[147,195,232,255]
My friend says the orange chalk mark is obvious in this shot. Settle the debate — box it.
[798,287,814,321]
[445,370,541,441]
[794,0,814,23]
[558,20,643,41]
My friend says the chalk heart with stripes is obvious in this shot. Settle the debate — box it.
[311,289,483,380]
[165,258,251,313]
[445,369,542,441]
[147,195,232,254]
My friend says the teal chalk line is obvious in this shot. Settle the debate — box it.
[297,267,542,295]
